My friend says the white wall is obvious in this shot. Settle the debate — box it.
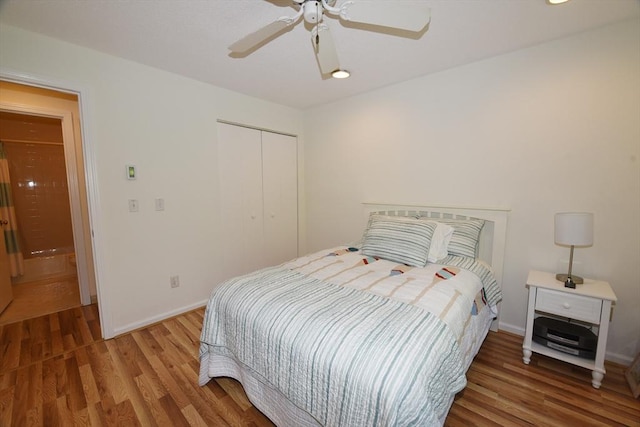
[303,19,640,364]
[0,25,304,337]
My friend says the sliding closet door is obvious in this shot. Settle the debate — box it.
[262,131,298,265]
[217,123,264,277]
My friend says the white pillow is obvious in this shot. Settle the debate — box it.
[427,221,454,263]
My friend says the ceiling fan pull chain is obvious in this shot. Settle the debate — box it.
[316,1,320,46]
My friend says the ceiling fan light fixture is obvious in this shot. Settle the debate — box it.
[229,1,431,78]
[332,69,350,79]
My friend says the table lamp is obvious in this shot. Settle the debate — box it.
[554,212,593,288]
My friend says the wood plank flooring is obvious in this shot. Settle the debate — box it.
[448,331,639,426]
[1,305,638,426]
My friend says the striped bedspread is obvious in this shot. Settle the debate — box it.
[199,247,500,426]
[284,247,500,343]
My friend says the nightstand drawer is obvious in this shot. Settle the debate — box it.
[536,288,602,324]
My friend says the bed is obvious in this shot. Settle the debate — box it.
[199,204,509,426]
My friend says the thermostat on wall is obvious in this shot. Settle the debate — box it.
[126,165,136,180]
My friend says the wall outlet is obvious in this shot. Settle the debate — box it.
[170,275,180,288]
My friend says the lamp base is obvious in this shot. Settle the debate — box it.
[556,273,584,288]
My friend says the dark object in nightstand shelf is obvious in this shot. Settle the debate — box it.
[533,317,597,359]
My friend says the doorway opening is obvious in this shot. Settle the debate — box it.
[0,81,97,326]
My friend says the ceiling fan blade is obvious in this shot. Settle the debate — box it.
[229,17,296,53]
[339,1,431,32]
[311,23,340,75]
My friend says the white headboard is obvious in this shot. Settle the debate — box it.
[363,203,510,328]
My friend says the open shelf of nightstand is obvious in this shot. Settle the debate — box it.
[529,340,597,371]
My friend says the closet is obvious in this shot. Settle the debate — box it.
[217,122,298,278]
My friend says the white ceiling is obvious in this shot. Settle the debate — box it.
[1,0,638,109]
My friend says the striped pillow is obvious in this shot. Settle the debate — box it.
[362,215,436,267]
[435,218,485,258]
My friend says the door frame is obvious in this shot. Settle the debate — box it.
[0,68,112,338]
[0,102,91,303]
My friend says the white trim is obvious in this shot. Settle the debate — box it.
[363,201,511,213]
[216,119,298,138]
[112,300,209,337]
[604,351,634,366]
[498,322,525,336]
[0,67,112,339]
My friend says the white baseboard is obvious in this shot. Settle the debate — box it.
[497,321,633,367]
[112,299,208,337]
[603,352,634,366]
[498,321,524,336]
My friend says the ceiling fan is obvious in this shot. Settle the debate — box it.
[229,0,431,77]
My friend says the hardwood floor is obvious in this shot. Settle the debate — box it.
[448,332,640,426]
[1,305,638,426]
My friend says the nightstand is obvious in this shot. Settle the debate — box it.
[522,270,617,388]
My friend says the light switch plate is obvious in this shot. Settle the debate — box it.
[128,199,139,212]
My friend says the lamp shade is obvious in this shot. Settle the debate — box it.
[554,212,594,247]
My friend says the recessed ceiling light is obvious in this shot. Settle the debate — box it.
[331,69,350,79]
[547,0,570,4]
